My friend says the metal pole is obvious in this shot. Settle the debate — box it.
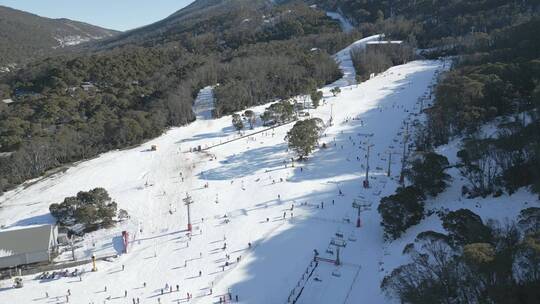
[71,240,75,261]
[330,103,334,126]
[387,152,392,177]
[357,206,361,228]
[364,144,373,188]
[365,145,370,183]
[399,123,409,185]
[187,201,192,232]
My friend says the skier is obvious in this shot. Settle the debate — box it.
[248,242,252,248]
[68,289,71,296]
[236,295,239,301]
[199,270,202,277]
[104,286,107,292]
[321,202,324,209]
[176,285,179,292]
[283,212,286,219]
[223,243,227,250]
[125,290,128,297]
[266,218,269,222]
[143,282,147,288]
[122,264,125,271]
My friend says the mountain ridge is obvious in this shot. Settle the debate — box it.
[0,5,120,67]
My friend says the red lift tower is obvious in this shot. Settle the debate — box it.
[352,199,372,228]
[183,193,194,232]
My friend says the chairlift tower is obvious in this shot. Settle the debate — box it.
[330,232,346,266]
[357,133,374,188]
[387,150,400,177]
[364,143,375,188]
[183,193,194,232]
[352,199,372,228]
[399,123,409,185]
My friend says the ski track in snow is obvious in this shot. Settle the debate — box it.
[326,12,354,33]
[0,35,537,303]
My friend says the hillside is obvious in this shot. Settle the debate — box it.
[0,5,119,67]
[0,0,352,193]
[0,37,449,303]
[1,1,540,302]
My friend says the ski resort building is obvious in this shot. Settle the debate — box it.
[365,40,403,53]
[0,224,58,269]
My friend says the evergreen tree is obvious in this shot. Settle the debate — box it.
[405,152,451,196]
[378,186,425,239]
[232,113,244,131]
[285,118,323,160]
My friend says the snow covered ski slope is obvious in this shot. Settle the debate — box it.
[0,37,477,304]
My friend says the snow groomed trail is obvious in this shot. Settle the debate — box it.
[1,37,456,303]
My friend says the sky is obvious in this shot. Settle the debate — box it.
[0,0,195,31]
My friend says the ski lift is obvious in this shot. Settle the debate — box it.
[326,246,334,255]
[331,238,347,248]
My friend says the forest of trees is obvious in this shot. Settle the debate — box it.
[350,42,414,80]
[422,17,540,198]
[382,208,540,303]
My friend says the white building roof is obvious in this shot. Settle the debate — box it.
[366,40,403,44]
[0,225,56,256]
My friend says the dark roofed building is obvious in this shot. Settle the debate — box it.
[0,224,58,269]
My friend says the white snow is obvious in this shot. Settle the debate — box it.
[55,36,92,47]
[0,36,536,304]
[193,86,215,120]
[326,12,354,33]
[330,34,383,88]
[0,249,14,258]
